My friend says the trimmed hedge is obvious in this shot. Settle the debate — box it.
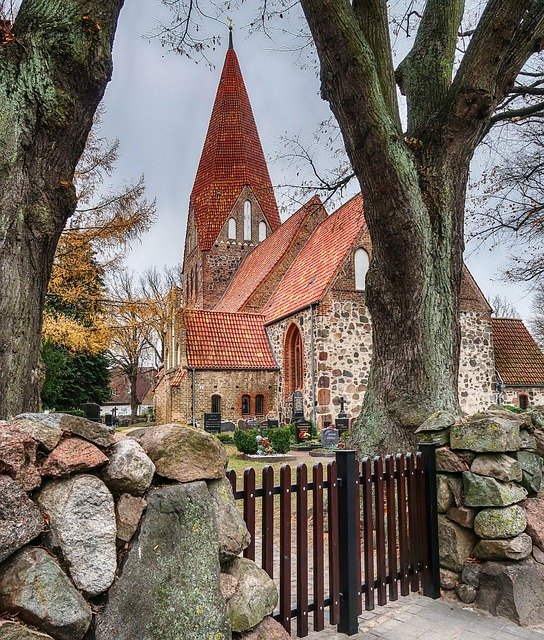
[267,426,291,454]
[233,428,259,454]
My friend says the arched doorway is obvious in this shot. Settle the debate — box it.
[284,323,304,397]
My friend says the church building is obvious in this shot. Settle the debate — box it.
[154,35,544,427]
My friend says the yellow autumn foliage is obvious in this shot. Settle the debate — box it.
[42,313,111,354]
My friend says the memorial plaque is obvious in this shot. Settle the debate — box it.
[204,412,221,433]
[321,428,339,447]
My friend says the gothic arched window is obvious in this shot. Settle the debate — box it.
[211,394,222,413]
[354,248,370,291]
[255,394,264,416]
[228,217,236,240]
[241,394,251,415]
[284,323,304,396]
[244,201,252,241]
[258,221,267,242]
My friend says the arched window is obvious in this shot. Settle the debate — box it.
[244,200,252,241]
[519,394,529,410]
[255,394,264,416]
[354,248,370,291]
[241,394,251,415]
[284,323,304,396]
[211,394,221,414]
[228,217,236,240]
[258,221,267,242]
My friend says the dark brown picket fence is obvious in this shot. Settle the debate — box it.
[227,445,440,638]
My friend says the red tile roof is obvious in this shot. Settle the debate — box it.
[460,266,492,312]
[171,369,187,387]
[190,47,280,251]
[264,194,365,324]
[492,318,544,385]
[185,310,278,370]
[216,196,326,312]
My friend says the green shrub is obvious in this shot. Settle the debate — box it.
[267,426,291,454]
[233,428,259,454]
[216,432,234,444]
[502,404,524,414]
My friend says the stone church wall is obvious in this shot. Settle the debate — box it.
[266,302,496,427]
[458,311,496,414]
[503,387,544,408]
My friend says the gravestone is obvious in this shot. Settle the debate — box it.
[296,419,312,444]
[81,403,100,423]
[292,391,304,424]
[267,419,279,429]
[220,421,235,433]
[335,417,349,435]
[203,413,221,433]
[321,428,339,447]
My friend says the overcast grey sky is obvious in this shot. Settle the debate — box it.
[99,0,537,322]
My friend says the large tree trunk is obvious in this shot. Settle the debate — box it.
[0,0,124,418]
[300,0,543,454]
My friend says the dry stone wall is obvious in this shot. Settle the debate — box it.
[422,407,544,626]
[0,415,285,640]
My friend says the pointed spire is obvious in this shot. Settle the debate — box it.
[228,18,234,49]
[189,37,280,251]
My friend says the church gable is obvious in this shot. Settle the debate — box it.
[216,195,327,313]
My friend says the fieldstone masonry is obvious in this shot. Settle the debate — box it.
[0,415,280,640]
[431,406,544,626]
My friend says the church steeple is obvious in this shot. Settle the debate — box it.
[188,32,280,253]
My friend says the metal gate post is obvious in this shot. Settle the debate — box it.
[336,450,359,635]
[418,443,441,599]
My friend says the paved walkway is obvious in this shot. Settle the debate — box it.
[304,594,544,639]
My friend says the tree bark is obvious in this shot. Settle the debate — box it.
[0,0,124,418]
[299,0,544,454]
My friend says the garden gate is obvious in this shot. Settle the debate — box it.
[227,445,440,637]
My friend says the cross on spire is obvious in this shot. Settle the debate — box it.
[227,17,234,49]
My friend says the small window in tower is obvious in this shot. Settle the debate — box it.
[258,221,267,242]
[255,394,264,416]
[244,201,252,241]
[519,394,529,410]
[228,217,236,240]
[211,394,221,413]
[354,248,370,291]
[241,394,251,415]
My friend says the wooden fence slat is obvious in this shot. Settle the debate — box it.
[327,460,340,625]
[296,464,309,638]
[396,454,410,596]
[262,466,275,578]
[362,457,375,611]
[374,457,387,606]
[385,455,399,601]
[243,468,256,561]
[312,463,325,632]
[407,454,420,592]
[279,465,292,634]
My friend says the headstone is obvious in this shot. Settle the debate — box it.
[267,419,279,429]
[335,417,349,435]
[81,403,100,422]
[203,412,221,433]
[338,396,347,418]
[220,421,235,433]
[296,419,311,444]
[292,391,304,424]
[321,428,339,447]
